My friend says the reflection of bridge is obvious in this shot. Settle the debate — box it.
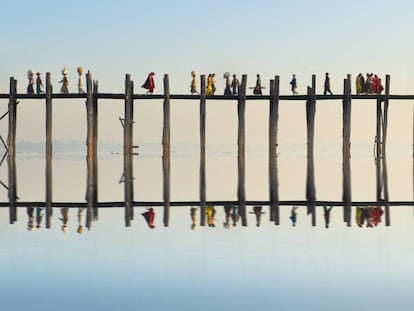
[0,73,410,229]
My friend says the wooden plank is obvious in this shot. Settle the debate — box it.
[238,75,247,226]
[8,77,17,224]
[124,74,133,226]
[86,72,94,229]
[45,73,53,228]
[342,75,352,226]
[199,75,206,226]
[163,74,171,226]
[269,77,280,224]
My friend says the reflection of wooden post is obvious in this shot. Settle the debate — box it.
[199,75,206,226]
[124,74,133,227]
[238,74,247,226]
[45,73,53,228]
[306,75,316,226]
[342,75,352,226]
[163,74,171,226]
[93,80,99,220]
[269,77,280,225]
[86,72,94,229]
[8,77,17,224]
[383,75,390,226]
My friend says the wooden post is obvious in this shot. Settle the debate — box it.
[306,75,316,226]
[238,74,247,226]
[7,77,17,224]
[269,77,280,225]
[199,75,206,226]
[124,74,133,226]
[86,72,94,229]
[163,74,171,226]
[93,80,99,221]
[45,73,53,228]
[383,75,390,226]
[342,75,352,226]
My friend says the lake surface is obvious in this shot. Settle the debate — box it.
[0,143,413,311]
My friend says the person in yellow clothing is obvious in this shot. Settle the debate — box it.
[206,74,213,95]
[206,205,216,227]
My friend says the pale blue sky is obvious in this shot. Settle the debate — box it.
[1,0,414,94]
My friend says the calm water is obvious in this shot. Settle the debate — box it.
[0,144,413,311]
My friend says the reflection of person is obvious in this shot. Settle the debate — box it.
[36,207,44,229]
[250,206,264,227]
[323,206,333,228]
[141,207,155,229]
[60,207,69,233]
[356,206,363,227]
[371,206,384,226]
[231,205,239,227]
[27,207,35,231]
[142,72,155,94]
[190,207,198,230]
[223,205,232,229]
[206,205,216,227]
[77,208,85,234]
[289,206,298,226]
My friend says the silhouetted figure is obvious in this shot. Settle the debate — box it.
[356,73,363,95]
[206,205,216,227]
[253,74,262,95]
[290,206,298,226]
[36,72,44,94]
[290,74,298,95]
[250,206,265,227]
[60,207,69,234]
[323,206,333,228]
[141,207,155,229]
[27,70,35,94]
[365,73,373,94]
[323,72,333,95]
[77,208,85,234]
[142,72,155,94]
[223,72,232,96]
[190,207,198,230]
[231,74,239,95]
[223,205,233,229]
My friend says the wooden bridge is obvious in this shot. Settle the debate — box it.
[0,73,412,229]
